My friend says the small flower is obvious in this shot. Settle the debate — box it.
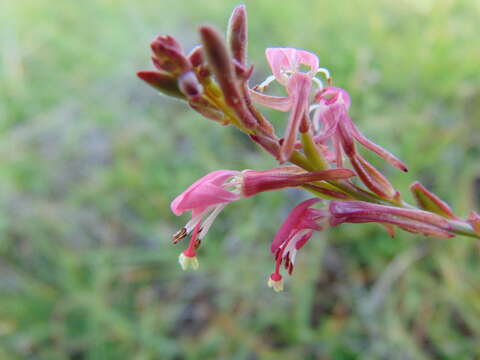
[250,48,324,162]
[172,167,354,270]
[312,87,407,172]
[171,170,242,269]
[268,198,328,291]
[308,87,407,199]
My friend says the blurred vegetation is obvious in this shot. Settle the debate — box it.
[1,0,480,358]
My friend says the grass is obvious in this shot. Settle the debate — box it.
[0,0,479,358]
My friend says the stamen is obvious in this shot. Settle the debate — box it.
[316,67,331,80]
[198,203,227,240]
[255,75,276,92]
[312,76,324,90]
[172,227,187,244]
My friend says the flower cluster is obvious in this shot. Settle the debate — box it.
[138,5,480,292]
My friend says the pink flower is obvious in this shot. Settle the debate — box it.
[171,167,354,270]
[309,87,407,199]
[268,198,328,292]
[313,87,407,172]
[250,48,321,162]
[329,201,455,238]
[171,170,242,269]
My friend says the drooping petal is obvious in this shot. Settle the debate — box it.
[347,119,408,172]
[171,170,240,215]
[271,198,321,253]
[280,73,312,163]
[249,89,292,111]
[313,103,343,142]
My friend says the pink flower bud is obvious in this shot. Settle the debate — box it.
[136,71,185,99]
[199,26,257,129]
[227,5,248,67]
[150,35,190,75]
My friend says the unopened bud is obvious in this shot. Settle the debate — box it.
[410,182,456,219]
[151,35,190,75]
[188,46,204,67]
[200,26,257,129]
[350,154,396,200]
[137,71,185,99]
[227,5,247,66]
[178,70,203,100]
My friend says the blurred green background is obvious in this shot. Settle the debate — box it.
[1,0,480,358]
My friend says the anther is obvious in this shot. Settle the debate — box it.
[172,227,187,244]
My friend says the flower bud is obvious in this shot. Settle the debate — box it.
[137,71,186,99]
[150,35,190,75]
[410,182,455,219]
[227,5,247,67]
[350,154,396,200]
[178,70,203,100]
[200,26,257,129]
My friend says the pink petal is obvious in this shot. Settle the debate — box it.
[271,198,321,253]
[348,119,408,172]
[248,89,292,111]
[280,73,312,163]
[171,170,240,215]
[265,47,319,85]
[315,87,351,109]
[313,103,343,142]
